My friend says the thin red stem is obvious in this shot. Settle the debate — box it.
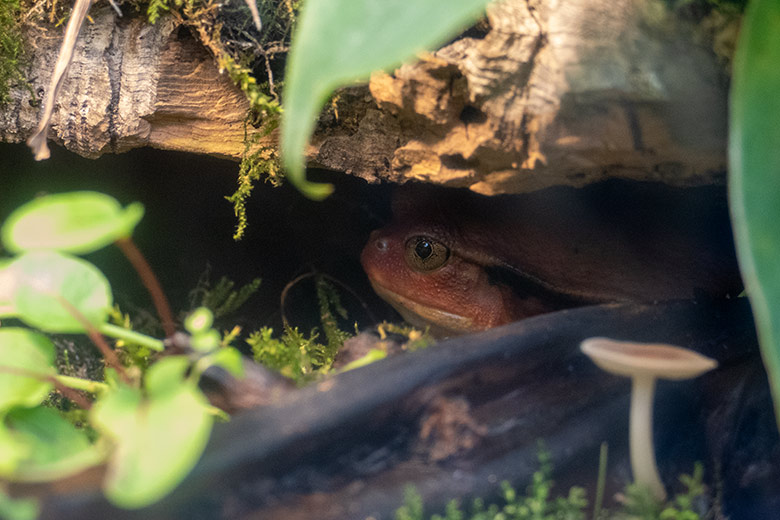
[0,366,92,410]
[55,296,130,384]
[115,237,176,338]
[53,381,92,410]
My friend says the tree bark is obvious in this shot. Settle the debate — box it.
[0,7,260,160]
[0,0,733,194]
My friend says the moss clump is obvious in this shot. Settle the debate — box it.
[395,446,711,520]
[396,447,587,520]
[188,274,262,319]
[140,0,295,238]
[248,276,354,384]
[227,119,282,240]
[0,0,24,105]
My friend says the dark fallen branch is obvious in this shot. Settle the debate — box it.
[29,299,779,520]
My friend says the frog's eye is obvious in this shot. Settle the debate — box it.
[404,236,450,272]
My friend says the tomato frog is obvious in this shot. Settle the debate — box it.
[361,181,742,337]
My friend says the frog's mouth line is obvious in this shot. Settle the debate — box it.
[368,279,475,337]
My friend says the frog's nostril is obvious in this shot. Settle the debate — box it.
[375,238,389,252]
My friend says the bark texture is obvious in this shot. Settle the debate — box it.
[316,0,731,194]
[0,7,260,160]
[0,0,732,194]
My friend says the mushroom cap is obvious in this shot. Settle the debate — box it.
[580,337,718,380]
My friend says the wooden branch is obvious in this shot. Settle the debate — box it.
[0,0,734,194]
[314,0,732,193]
[0,7,265,160]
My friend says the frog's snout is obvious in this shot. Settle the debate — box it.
[361,229,395,279]
[365,229,390,253]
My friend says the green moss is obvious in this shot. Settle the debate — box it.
[0,0,24,105]
[248,276,354,384]
[376,322,436,352]
[395,446,711,520]
[188,275,262,319]
[107,305,155,371]
[139,0,293,238]
[227,124,282,240]
[146,0,179,24]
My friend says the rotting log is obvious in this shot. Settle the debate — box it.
[18,300,779,520]
[0,0,736,194]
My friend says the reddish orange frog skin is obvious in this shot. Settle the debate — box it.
[361,181,743,336]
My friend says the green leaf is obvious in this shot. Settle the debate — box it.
[338,348,387,372]
[90,380,213,508]
[4,406,104,482]
[0,259,16,317]
[0,423,30,476]
[729,0,780,432]
[208,347,244,378]
[281,0,490,199]
[0,488,39,520]
[184,307,213,335]
[10,251,113,333]
[190,329,221,353]
[144,356,190,396]
[1,191,144,254]
[0,328,55,410]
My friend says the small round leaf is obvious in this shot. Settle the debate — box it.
[0,485,39,520]
[0,423,31,476]
[11,251,113,333]
[0,260,17,317]
[5,406,105,482]
[144,356,190,397]
[1,192,144,254]
[208,347,244,378]
[0,328,56,410]
[91,382,213,508]
[184,308,213,335]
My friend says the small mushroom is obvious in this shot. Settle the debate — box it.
[580,337,718,500]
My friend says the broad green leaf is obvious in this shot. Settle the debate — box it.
[209,347,244,378]
[90,381,213,508]
[0,423,30,475]
[1,191,144,254]
[0,259,16,317]
[729,0,780,431]
[0,328,56,410]
[190,329,221,353]
[10,251,112,333]
[0,488,39,520]
[281,0,490,199]
[4,406,104,482]
[144,356,190,397]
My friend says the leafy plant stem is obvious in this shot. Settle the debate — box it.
[115,237,175,339]
[99,323,165,352]
[54,374,109,394]
[52,380,92,410]
[0,365,93,409]
[55,295,130,384]
[202,403,230,421]
[592,442,608,520]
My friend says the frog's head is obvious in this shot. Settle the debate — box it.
[360,187,529,336]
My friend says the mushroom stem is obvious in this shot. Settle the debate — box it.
[579,337,717,503]
[629,374,666,501]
